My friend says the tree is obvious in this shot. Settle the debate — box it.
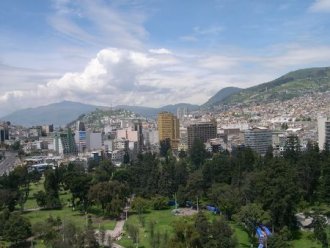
[44,169,61,209]
[207,217,237,248]
[209,183,240,220]
[312,215,328,247]
[296,149,321,203]
[132,197,149,215]
[123,150,130,164]
[3,214,32,245]
[268,233,291,248]
[234,203,271,243]
[170,219,200,248]
[185,169,205,201]
[202,153,232,188]
[93,159,114,183]
[160,138,171,157]
[319,157,330,203]
[9,166,30,211]
[151,196,169,210]
[0,189,17,211]
[63,168,91,211]
[88,181,128,216]
[189,139,207,170]
[32,219,59,245]
[34,190,47,208]
[283,135,301,163]
[195,212,209,246]
[178,149,187,159]
[256,159,300,230]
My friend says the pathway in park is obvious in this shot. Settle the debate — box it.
[96,220,126,247]
[96,196,133,247]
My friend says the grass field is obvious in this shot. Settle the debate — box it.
[117,209,181,248]
[117,209,327,248]
[22,178,116,231]
[230,223,250,248]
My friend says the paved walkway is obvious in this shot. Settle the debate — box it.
[95,219,126,247]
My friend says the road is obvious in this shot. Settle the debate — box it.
[0,151,19,175]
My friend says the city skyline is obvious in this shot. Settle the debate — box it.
[1,0,330,116]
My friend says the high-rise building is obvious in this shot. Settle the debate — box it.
[42,124,54,135]
[133,120,144,153]
[243,127,272,156]
[158,112,180,150]
[187,122,217,150]
[54,128,78,155]
[177,107,188,120]
[0,124,9,142]
[318,117,330,151]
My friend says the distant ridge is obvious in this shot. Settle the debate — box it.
[202,87,242,108]
[204,66,330,107]
[1,101,199,127]
[1,101,102,127]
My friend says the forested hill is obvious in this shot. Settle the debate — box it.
[206,66,330,107]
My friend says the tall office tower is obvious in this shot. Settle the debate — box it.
[318,117,330,151]
[243,127,272,156]
[133,120,144,153]
[76,121,86,131]
[158,112,180,150]
[0,123,9,142]
[54,128,78,155]
[187,122,217,150]
[177,107,188,120]
[75,121,87,152]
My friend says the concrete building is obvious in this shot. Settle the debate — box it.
[177,107,188,120]
[318,117,330,150]
[243,127,272,156]
[88,132,103,151]
[143,130,159,146]
[53,128,78,156]
[42,124,54,135]
[75,130,87,153]
[0,124,9,142]
[157,112,180,150]
[187,121,217,150]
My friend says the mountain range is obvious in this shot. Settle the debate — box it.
[1,66,330,127]
[211,66,330,106]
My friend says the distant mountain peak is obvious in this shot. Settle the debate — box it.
[202,86,242,107]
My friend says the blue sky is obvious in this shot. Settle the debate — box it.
[1,0,330,116]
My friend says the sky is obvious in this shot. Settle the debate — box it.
[1,0,330,116]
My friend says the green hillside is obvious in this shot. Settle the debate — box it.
[212,67,330,106]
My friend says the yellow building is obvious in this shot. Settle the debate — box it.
[157,112,180,150]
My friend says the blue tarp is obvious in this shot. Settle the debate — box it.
[256,227,264,238]
[261,225,272,236]
[206,205,220,214]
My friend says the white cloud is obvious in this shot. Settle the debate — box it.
[149,48,172,54]
[49,0,148,49]
[309,0,330,12]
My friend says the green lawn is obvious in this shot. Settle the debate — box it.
[22,178,116,231]
[23,177,45,209]
[230,223,250,248]
[118,209,180,248]
[291,230,322,248]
